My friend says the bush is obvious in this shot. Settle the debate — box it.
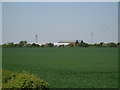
[2,70,50,89]
[78,42,89,47]
[2,70,16,84]
[46,43,54,47]
[106,42,117,47]
[66,43,74,47]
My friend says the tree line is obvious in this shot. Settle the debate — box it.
[1,40,120,48]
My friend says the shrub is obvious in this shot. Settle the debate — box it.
[46,43,54,47]
[106,42,117,47]
[2,70,50,89]
[78,42,89,47]
[2,70,17,84]
[66,43,74,47]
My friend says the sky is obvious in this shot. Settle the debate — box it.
[1,0,120,2]
[118,1,120,42]
[2,2,118,44]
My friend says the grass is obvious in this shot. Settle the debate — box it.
[2,47,118,88]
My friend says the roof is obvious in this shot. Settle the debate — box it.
[58,40,82,43]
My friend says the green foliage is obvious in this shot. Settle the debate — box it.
[2,40,119,48]
[92,42,106,47]
[19,41,27,47]
[106,42,117,47]
[92,43,100,47]
[32,43,40,47]
[78,42,89,47]
[2,70,16,84]
[41,44,45,47]
[2,42,15,48]
[58,45,65,48]
[99,42,104,47]
[2,70,49,89]
[117,42,120,47]
[46,43,54,47]
[26,44,32,48]
[2,41,41,48]
[67,43,74,47]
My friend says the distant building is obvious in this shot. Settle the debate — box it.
[53,42,69,46]
[36,43,46,46]
[57,40,82,46]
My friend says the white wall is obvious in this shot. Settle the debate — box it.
[54,43,69,46]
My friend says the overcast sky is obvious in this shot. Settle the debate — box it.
[2,2,118,44]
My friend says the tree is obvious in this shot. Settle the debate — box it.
[14,44,19,48]
[99,42,104,47]
[2,43,7,48]
[26,44,32,48]
[117,42,120,47]
[81,40,84,43]
[58,45,65,48]
[3,42,15,48]
[106,42,117,47]
[93,43,102,47]
[75,40,79,44]
[46,43,54,47]
[41,44,45,47]
[19,41,27,47]
[31,43,40,47]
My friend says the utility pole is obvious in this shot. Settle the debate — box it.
[35,34,38,43]
[91,32,93,44]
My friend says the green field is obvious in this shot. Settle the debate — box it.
[2,47,118,88]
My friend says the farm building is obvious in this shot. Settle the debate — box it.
[53,42,69,46]
[36,40,82,46]
[54,40,82,46]
[36,43,46,46]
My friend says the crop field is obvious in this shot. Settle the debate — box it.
[2,47,118,88]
